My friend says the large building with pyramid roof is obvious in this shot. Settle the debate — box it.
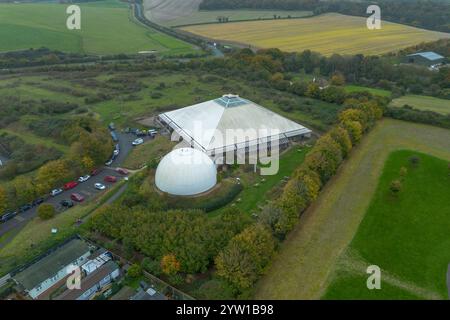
[157,94,312,158]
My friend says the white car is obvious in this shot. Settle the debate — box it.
[105,159,113,166]
[95,183,106,190]
[78,175,91,183]
[51,188,63,197]
[132,138,144,146]
[113,149,119,156]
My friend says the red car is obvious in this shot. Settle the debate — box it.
[116,168,129,175]
[104,175,117,183]
[70,193,85,202]
[91,168,102,176]
[63,181,78,191]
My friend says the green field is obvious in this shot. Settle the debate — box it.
[323,150,450,299]
[344,85,391,98]
[0,1,197,55]
[390,95,450,115]
[255,119,450,299]
[150,9,313,27]
[181,13,450,55]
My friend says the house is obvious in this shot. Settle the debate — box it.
[404,51,445,67]
[55,261,120,300]
[13,239,91,299]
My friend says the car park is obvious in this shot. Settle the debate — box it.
[63,181,78,191]
[60,200,74,208]
[78,175,91,183]
[70,193,85,202]
[19,204,32,213]
[132,138,144,146]
[32,198,44,206]
[95,183,106,190]
[1,211,17,223]
[51,188,63,197]
[116,168,129,175]
[104,175,117,183]
[91,168,102,176]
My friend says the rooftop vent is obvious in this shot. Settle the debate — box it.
[214,94,249,108]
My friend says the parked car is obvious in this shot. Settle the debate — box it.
[113,149,119,156]
[104,176,117,183]
[108,122,116,131]
[70,193,85,202]
[110,131,119,142]
[32,198,44,206]
[51,188,63,197]
[78,175,91,183]
[60,200,74,208]
[91,168,102,176]
[105,159,113,166]
[132,138,144,146]
[1,211,17,223]
[94,183,106,190]
[116,168,129,175]
[19,204,32,213]
[148,129,158,136]
[63,181,78,191]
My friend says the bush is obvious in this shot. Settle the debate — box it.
[38,204,55,220]
[390,179,402,195]
[141,257,162,276]
[127,263,142,278]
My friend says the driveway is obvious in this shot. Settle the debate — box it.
[0,131,144,243]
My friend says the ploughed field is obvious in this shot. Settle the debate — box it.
[180,13,450,55]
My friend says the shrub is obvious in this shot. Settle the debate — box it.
[127,263,142,278]
[390,179,402,195]
[38,204,55,220]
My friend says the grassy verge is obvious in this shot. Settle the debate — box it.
[122,136,176,170]
[254,119,450,299]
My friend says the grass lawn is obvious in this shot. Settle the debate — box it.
[0,1,197,55]
[344,85,391,98]
[122,137,176,170]
[229,145,311,214]
[390,95,450,115]
[254,119,450,299]
[322,150,450,299]
[181,13,450,56]
[152,9,312,27]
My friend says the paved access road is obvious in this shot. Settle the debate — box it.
[0,132,149,244]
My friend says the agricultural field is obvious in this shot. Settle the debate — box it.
[255,119,450,299]
[149,9,312,27]
[323,150,450,299]
[180,13,450,55]
[390,95,450,115]
[0,1,197,55]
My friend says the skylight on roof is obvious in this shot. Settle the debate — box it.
[214,94,249,108]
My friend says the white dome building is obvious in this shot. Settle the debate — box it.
[155,148,217,196]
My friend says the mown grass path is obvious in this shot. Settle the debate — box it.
[254,119,450,299]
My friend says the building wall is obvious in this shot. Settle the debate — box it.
[29,251,91,299]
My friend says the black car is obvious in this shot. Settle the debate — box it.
[60,200,74,208]
[32,198,44,206]
[19,204,32,213]
[1,211,17,223]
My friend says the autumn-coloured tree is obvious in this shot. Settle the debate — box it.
[330,72,346,86]
[390,179,402,195]
[36,159,71,194]
[13,175,37,205]
[341,120,363,145]
[339,108,368,132]
[215,224,275,291]
[161,253,181,276]
[329,126,353,158]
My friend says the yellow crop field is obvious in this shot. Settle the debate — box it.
[181,13,450,55]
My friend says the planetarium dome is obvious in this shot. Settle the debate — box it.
[155,148,217,196]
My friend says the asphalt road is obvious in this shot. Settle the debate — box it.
[0,131,150,243]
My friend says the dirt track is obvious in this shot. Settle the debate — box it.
[254,119,450,299]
